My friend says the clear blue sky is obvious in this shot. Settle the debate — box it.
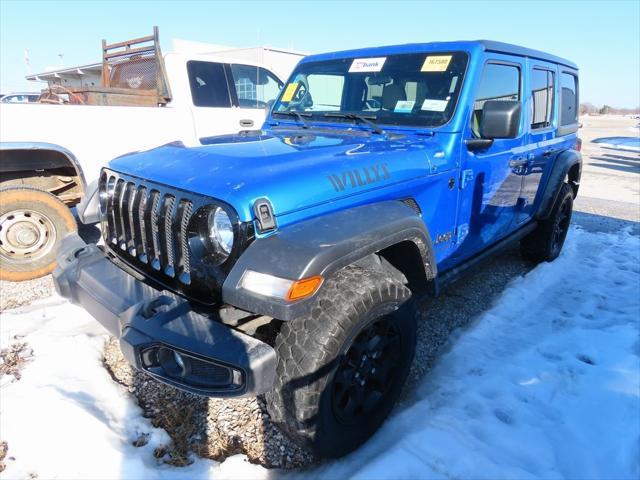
[1,0,638,108]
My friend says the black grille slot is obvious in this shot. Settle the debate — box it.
[102,174,194,285]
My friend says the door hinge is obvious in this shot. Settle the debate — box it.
[455,223,469,244]
[460,169,474,189]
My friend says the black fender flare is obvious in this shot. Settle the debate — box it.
[222,201,436,320]
[536,149,581,220]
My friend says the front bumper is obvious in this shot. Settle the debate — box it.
[52,233,276,397]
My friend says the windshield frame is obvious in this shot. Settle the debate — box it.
[270,50,470,131]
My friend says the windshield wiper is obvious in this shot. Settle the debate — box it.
[323,113,385,135]
[272,110,312,129]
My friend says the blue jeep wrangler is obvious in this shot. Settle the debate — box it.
[53,40,581,458]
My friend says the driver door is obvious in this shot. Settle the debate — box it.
[450,57,527,263]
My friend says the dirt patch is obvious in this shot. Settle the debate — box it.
[0,342,34,381]
[0,441,7,473]
[0,277,54,312]
[102,337,315,469]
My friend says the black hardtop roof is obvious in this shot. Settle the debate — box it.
[478,40,578,70]
[302,40,578,71]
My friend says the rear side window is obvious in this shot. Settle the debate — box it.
[471,63,520,137]
[531,69,555,129]
[560,73,578,126]
[230,64,283,109]
[187,61,232,108]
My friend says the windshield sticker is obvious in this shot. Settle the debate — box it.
[281,82,299,102]
[349,57,387,73]
[421,98,449,112]
[394,100,415,113]
[421,55,452,72]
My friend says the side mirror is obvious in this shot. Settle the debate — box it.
[480,100,521,139]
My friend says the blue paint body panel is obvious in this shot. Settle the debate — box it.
[107,40,580,273]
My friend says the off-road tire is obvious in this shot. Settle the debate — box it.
[0,187,77,281]
[266,265,416,458]
[520,182,573,263]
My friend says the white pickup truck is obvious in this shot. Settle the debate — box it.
[0,35,303,281]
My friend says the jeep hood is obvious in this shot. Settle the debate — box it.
[108,129,441,223]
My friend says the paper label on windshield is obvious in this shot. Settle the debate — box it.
[421,55,452,72]
[394,100,415,113]
[421,98,449,111]
[349,57,386,73]
[281,82,299,102]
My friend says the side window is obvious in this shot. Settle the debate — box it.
[560,73,578,126]
[531,69,555,129]
[307,74,344,111]
[187,61,232,108]
[230,64,283,108]
[471,63,520,137]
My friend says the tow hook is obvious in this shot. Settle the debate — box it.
[140,295,173,319]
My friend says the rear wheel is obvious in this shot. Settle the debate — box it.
[266,266,416,458]
[520,183,573,263]
[0,187,77,281]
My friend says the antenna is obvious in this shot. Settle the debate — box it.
[24,49,31,74]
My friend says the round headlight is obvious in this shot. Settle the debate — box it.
[208,207,234,257]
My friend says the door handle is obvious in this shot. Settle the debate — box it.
[542,149,555,157]
[239,119,254,128]
[509,158,528,168]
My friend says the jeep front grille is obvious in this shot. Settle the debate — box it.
[104,173,194,285]
[100,169,254,305]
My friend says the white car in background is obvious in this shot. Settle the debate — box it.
[0,92,41,103]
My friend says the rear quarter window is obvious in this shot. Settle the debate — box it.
[560,72,578,126]
[531,68,555,130]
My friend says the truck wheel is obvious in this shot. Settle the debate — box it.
[0,187,77,281]
[266,265,416,458]
[520,183,573,263]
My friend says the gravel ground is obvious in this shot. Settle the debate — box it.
[0,220,100,312]
[0,342,34,382]
[0,276,54,312]
[0,441,7,473]
[103,337,315,469]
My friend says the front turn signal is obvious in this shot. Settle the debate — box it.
[286,276,323,301]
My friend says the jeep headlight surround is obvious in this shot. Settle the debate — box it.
[208,206,234,259]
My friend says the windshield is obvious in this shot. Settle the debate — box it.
[272,51,468,129]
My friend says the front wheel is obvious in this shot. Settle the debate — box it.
[520,182,574,263]
[266,266,416,458]
[0,187,77,281]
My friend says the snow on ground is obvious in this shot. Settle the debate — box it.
[1,226,639,479]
